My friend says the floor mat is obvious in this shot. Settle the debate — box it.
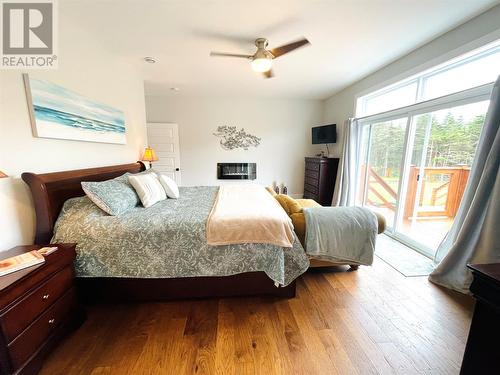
[375,234,435,277]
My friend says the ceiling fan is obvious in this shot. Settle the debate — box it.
[210,37,310,78]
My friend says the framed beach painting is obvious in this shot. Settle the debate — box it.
[23,74,126,144]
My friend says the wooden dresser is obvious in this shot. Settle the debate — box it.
[303,157,339,206]
[0,244,84,375]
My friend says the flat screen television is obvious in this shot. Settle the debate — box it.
[312,124,336,144]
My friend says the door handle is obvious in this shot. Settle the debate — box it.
[175,168,180,171]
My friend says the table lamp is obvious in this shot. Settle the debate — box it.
[141,146,158,168]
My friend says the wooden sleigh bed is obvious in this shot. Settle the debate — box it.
[22,162,296,302]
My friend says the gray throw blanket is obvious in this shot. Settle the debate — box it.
[304,206,378,265]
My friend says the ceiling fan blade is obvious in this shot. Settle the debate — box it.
[270,38,310,58]
[210,52,252,59]
[263,69,274,79]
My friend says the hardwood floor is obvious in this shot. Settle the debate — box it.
[40,258,474,375]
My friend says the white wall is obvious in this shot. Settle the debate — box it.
[0,23,148,250]
[146,96,323,196]
[3,4,498,251]
[322,4,500,156]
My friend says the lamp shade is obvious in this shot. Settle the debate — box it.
[0,171,7,178]
[141,147,158,162]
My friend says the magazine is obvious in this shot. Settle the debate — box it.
[0,250,45,276]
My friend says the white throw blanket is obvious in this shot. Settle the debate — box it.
[206,185,295,247]
[304,206,377,265]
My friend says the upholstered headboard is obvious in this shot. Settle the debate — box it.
[22,162,146,244]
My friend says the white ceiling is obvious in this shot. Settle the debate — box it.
[62,0,498,99]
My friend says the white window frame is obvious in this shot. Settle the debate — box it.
[356,40,500,118]
[351,37,500,257]
[355,83,493,257]
[357,83,493,126]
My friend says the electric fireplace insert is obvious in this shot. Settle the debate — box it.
[217,163,256,180]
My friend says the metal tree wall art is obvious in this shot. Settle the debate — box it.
[213,126,261,150]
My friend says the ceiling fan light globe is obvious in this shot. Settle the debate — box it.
[251,57,272,73]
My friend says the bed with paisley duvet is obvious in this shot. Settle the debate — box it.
[22,162,309,301]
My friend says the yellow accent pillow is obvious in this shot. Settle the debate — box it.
[275,194,303,215]
[266,186,277,197]
[295,199,321,209]
[290,212,307,245]
[291,199,321,245]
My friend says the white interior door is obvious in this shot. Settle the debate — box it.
[146,123,181,184]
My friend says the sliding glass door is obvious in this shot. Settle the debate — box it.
[353,40,499,257]
[357,100,489,257]
[395,101,489,254]
[357,118,408,230]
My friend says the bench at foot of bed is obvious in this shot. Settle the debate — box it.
[309,258,360,270]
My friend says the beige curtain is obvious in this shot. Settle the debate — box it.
[429,76,500,293]
[332,118,359,206]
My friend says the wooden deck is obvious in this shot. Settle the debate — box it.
[364,166,466,253]
[370,206,454,251]
[40,257,473,375]
[400,216,454,251]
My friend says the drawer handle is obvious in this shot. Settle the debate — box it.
[48,318,55,325]
[42,294,50,300]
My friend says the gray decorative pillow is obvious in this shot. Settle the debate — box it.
[81,173,140,216]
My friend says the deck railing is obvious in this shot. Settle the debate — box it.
[364,167,397,210]
[362,165,470,219]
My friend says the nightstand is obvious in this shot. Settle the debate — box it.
[0,244,84,375]
[461,263,500,374]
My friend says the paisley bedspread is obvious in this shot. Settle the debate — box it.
[52,186,309,286]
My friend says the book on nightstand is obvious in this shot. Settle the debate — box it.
[38,246,59,256]
[0,250,45,276]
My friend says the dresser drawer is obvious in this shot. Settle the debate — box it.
[304,176,319,189]
[305,169,319,180]
[1,267,73,343]
[304,183,318,194]
[305,162,320,172]
[8,287,77,369]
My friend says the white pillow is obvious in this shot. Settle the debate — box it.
[158,174,180,199]
[128,173,166,208]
